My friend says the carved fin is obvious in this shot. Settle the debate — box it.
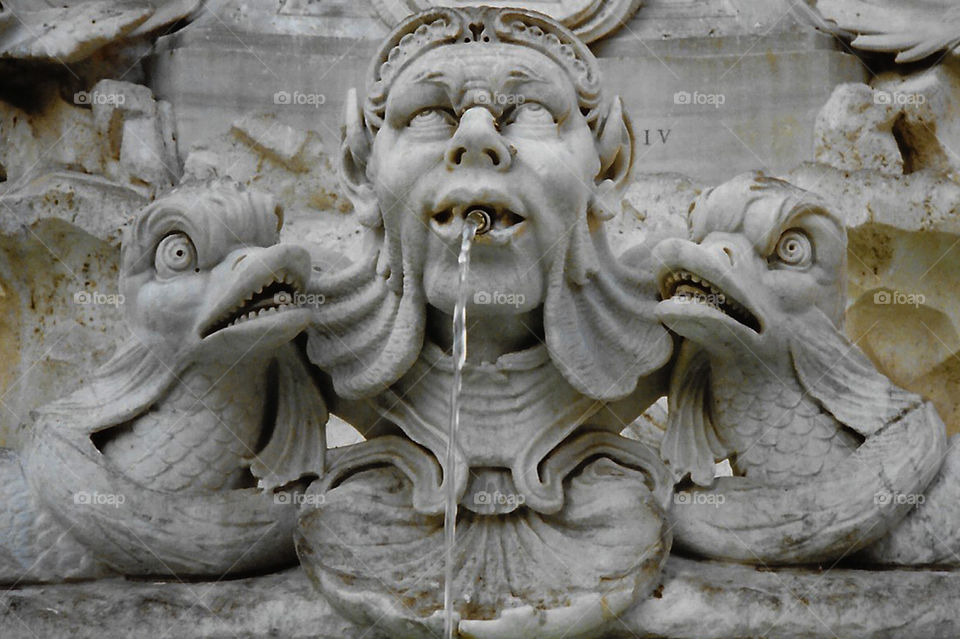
[789,309,922,437]
[248,347,327,491]
[661,341,728,486]
[32,340,176,434]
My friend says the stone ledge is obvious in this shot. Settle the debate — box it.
[2,556,958,638]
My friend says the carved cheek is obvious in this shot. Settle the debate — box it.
[374,134,446,190]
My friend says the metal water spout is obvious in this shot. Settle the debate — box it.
[465,208,491,236]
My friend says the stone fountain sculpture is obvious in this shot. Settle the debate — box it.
[654,172,948,564]
[10,4,960,639]
[0,180,326,581]
[654,171,960,569]
[296,7,677,636]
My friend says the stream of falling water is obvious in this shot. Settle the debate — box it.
[443,216,480,639]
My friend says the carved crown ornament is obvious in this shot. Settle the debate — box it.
[369,0,643,44]
[364,6,603,132]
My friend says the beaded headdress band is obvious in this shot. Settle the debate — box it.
[364,7,603,132]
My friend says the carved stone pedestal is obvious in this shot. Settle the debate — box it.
[3,558,958,639]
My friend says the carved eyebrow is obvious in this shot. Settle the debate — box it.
[410,70,457,93]
[503,65,547,84]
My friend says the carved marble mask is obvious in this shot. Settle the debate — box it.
[311,7,672,401]
[368,43,604,316]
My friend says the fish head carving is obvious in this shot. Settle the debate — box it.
[652,172,845,360]
[119,180,314,365]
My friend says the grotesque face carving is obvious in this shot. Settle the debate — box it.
[368,43,603,316]
[339,8,633,318]
[313,7,672,401]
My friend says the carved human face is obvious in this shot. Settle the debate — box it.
[367,43,602,317]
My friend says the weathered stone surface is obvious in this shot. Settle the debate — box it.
[786,162,960,436]
[815,83,905,175]
[615,172,703,253]
[0,2,151,63]
[0,79,179,198]
[0,218,123,449]
[0,0,200,64]
[4,558,960,639]
[148,4,865,183]
[816,58,960,179]
[182,112,361,261]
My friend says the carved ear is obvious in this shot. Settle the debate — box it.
[339,88,379,227]
[595,95,633,187]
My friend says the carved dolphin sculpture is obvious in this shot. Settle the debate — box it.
[652,172,946,564]
[0,180,326,582]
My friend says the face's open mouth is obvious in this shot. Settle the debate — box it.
[661,269,762,333]
[431,203,525,234]
[202,271,303,338]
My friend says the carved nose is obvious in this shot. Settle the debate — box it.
[445,107,511,171]
[702,236,738,266]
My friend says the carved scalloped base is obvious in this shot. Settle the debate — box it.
[295,459,670,639]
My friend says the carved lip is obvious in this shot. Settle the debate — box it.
[429,189,526,244]
[659,269,762,334]
[201,268,307,339]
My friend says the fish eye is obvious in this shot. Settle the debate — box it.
[155,232,198,278]
[772,228,813,268]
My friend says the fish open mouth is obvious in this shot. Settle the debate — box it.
[431,203,525,231]
[661,270,762,333]
[202,272,304,338]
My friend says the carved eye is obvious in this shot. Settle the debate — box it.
[506,102,555,126]
[155,232,197,277]
[773,229,812,268]
[408,108,455,128]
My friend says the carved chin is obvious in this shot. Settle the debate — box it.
[421,252,545,315]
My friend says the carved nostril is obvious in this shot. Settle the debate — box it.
[484,148,500,166]
[449,147,466,166]
[722,247,734,262]
[233,254,247,269]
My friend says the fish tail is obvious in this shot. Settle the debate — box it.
[0,448,108,583]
